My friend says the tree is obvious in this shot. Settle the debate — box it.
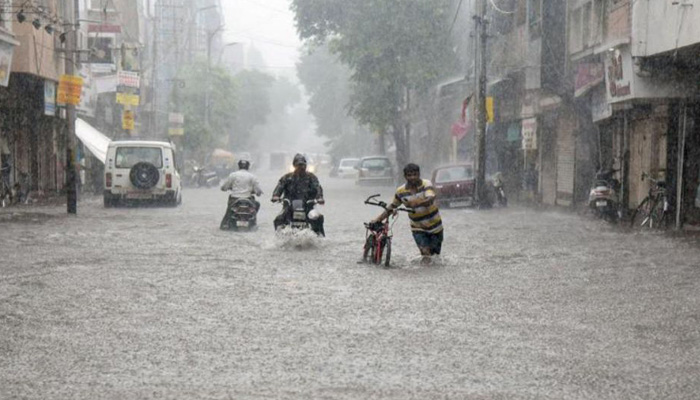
[230,70,275,149]
[292,0,457,167]
[176,61,238,162]
[297,43,370,159]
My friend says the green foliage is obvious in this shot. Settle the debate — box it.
[230,70,275,149]
[292,0,458,162]
[176,61,238,161]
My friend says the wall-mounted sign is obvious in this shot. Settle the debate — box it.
[116,92,139,106]
[44,80,56,116]
[57,75,84,106]
[0,41,15,87]
[122,110,134,130]
[118,70,140,88]
[521,117,537,150]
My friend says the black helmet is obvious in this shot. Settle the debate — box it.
[238,159,250,170]
[292,153,307,166]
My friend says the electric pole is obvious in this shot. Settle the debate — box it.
[474,0,488,208]
[65,0,80,214]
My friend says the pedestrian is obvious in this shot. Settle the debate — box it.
[371,163,443,264]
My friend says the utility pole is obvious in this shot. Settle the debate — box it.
[65,0,80,214]
[205,26,223,128]
[473,0,488,207]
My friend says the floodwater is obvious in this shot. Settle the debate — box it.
[1,171,699,399]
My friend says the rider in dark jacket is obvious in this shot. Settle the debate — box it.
[271,154,325,236]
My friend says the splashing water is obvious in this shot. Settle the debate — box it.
[265,227,325,250]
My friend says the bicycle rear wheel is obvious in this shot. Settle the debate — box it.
[630,197,653,228]
[374,236,383,265]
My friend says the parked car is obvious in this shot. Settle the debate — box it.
[336,158,360,179]
[431,164,475,208]
[356,156,394,186]
[103,140,182,207]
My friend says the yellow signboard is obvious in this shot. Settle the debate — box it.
[116,92,140,106]
[122,110,134,130]
[168,127,184,136]
[57,75,83,105]
[486,96,494,123]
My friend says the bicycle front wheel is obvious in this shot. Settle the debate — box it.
[374,236,383,265]
[363,235,375,263]
[630,197,653,228]
[383,238,392,267]
[649,197,668,229]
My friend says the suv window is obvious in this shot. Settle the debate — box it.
[340,159,358,167]
[115,147,163,169]
[362,158,391,169]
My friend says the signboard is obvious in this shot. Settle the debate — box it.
[87,36,115,64]
[168,113,185,136]
[44,80,56,116]
[574,63,605,97]
[605,45,699,103]
[521,117,537,150]
[118,70,140,88]
[486,97,494,123]
[168,113,184,124]
[57,75,84,105]
[0,41,15,87]
[168,127,184,136]
[122,110,134,130]
[116,92,139,106]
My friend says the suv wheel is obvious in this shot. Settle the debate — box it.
[130,162,160,189]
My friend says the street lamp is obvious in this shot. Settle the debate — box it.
[216,41,241,66]
[205,25,225,127]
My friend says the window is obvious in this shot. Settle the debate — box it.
[582,3,591,48]
[435,166,474,183]
[115,147,163,169]
[340,159,358,167]
[361,158,391,169]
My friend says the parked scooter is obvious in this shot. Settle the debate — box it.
[588,168,621,222]
[191,165,219,188]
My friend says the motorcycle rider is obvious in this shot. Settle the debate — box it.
[219,159,263,230]
[271,153,326,236]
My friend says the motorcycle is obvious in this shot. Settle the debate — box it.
[274,198,324,235]
[223,196,258,231]
[588,168,621,223]
[190,166,219,188]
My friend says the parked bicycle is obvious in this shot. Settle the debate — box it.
[362,194,413,267]
[629,172,669,229]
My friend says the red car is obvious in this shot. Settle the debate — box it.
[431,164,475,208]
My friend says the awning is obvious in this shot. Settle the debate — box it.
[75,118,111,164]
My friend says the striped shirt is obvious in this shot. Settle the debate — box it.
[387,179,443,234]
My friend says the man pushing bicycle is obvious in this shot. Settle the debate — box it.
[371,163,443,264]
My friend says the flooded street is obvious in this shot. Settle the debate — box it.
[1,172,700,399]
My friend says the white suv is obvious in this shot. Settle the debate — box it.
[103,140,182,207]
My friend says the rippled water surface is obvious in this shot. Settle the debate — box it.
[1,172,699,399]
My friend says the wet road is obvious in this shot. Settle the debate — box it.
[1,172,700,399]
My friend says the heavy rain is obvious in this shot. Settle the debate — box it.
[1,0,700,399]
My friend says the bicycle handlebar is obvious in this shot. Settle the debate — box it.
[364,194,414,213]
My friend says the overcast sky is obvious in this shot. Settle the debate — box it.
[221,0,302,76]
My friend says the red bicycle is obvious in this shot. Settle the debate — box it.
[363,194,412,267]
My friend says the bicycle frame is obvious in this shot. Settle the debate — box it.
[362,194,412,266]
